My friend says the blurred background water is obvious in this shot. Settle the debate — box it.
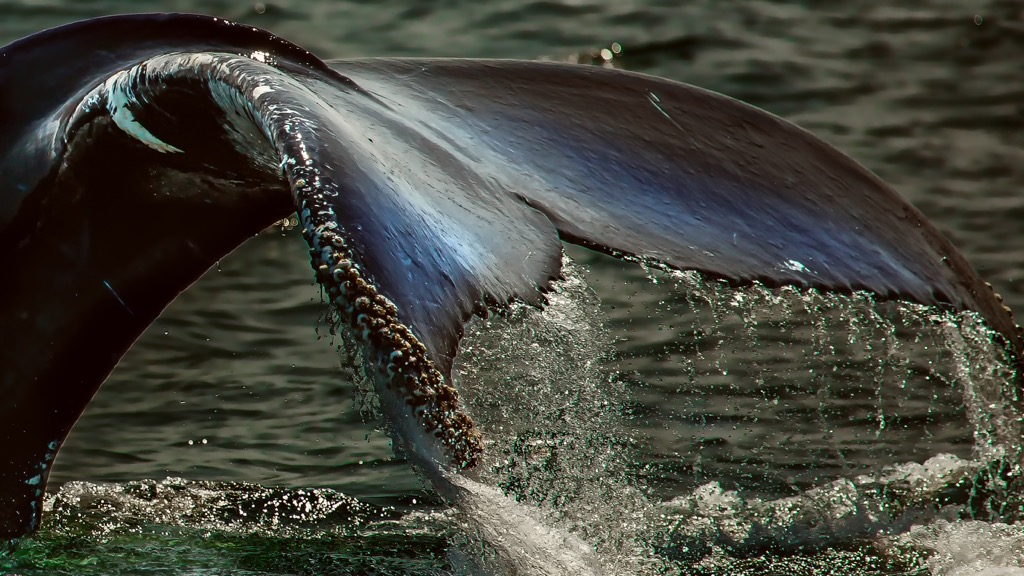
[2,0,1024,574]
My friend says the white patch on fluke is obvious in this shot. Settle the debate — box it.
[646,91,672,121]
[100,74,183,154]
[783,259,810,273]
[110,105,183,153]
[103,279,134,315]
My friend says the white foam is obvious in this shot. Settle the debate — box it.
[445,473,604,576]
[898,520,1024,576]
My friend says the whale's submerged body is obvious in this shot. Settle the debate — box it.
[0,13,1019,541]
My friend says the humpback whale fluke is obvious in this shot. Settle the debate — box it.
[0,13,1018,540]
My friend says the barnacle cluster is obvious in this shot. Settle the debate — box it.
[297,195,482,470]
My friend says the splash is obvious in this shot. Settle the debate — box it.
[7,256,1023,576]
[439,253,1024,574]
[454,257,660,574]
[2,478,447,576]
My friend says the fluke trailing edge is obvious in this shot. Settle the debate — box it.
[0,13,1018,540]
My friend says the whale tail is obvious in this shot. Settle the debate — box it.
[0,13,1018,540]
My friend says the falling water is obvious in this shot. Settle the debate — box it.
[439,253,1024,574]
[6,250,1024,575]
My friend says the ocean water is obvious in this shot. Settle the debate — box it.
[3,0,1024,574]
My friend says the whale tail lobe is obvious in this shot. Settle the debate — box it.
[0,13,1018,540]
